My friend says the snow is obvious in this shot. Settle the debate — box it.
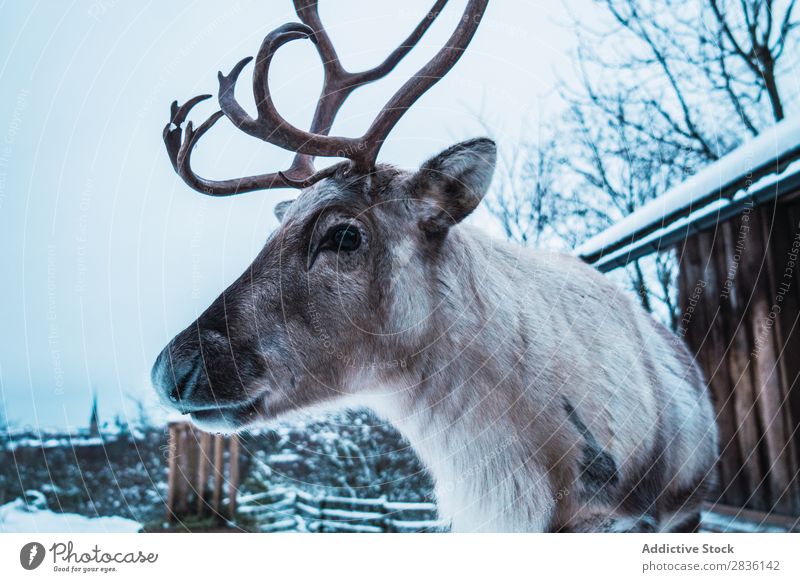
[317,520,383,533]
[267,453,302,463]
[3,434,109,451]
[239,498,295,514]
[259,517,300,532]
[0,498,142,533]
[700,510,787,533]
[321,508,383,520]
[576,116,800,259]
[586,158,800,272]
[237,489,292,505]
[383,501,437,511]
[389,519,449,531]
[295,489,318,503]
[295,502,322,517]
[324,494,386,506]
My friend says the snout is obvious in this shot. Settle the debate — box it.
[151,337,208,413]
[151,326,268,425]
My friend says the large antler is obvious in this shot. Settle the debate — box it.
[163,0,488,195]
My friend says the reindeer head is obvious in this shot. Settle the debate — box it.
[151,0,491,432]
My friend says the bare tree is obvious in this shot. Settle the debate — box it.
[706,0,796,124]
[484,102,683,321]
[487,0,797,328]
[125,394,153,431]
[0,405,12,436]
[484,127,565,247]
[570,0,798,159]
[564,0,796,324]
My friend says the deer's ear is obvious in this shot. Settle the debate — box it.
[274,200,294,222]
[412,138,496,234]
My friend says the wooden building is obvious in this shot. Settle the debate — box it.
[578,118,800,518]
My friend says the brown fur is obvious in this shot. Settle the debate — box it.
[152,139,719,531]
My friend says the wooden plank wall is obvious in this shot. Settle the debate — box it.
[166,422,240,522]
[678,194,800,515]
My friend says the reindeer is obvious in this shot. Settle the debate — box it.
[152,0,718,532]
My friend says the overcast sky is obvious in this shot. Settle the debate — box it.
[0,0,586,429]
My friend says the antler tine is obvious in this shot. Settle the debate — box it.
[351,0,449,85]
[284,0,449,182]
[164,0,485,195]
[292,0,448,85]
[164,95,214,172]
[292,1,342,77]
[360,0,489,166]
[216,1,460,161]
[163,95,307,195]
[278,160,350,189]
[218,22,362,157]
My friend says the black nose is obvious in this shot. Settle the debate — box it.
[152,344,204,412]
[152,327,237,413]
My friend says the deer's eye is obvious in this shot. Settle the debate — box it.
[329,224,361,252]
[307,223,363,270]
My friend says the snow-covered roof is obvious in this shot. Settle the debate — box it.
[577,117,800,272]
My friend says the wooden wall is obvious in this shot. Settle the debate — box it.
[678,193,800,515]
[166,422,240,523]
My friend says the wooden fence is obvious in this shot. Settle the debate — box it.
[166,421,240,523]
[235,487,800,533]
[237,488,446,533]
[165,421,442,531]
[678,196,800,515]
[700,503,800,533]
[165,425,800,532]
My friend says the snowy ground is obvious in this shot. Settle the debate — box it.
[0,496,141,533]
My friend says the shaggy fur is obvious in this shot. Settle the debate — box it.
[152,138,719,532]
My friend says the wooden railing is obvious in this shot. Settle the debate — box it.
[700,503,800,533]
[237,490,800,533]
[166,422,240,523]
[237,488,446,533]
[165,422,799,532]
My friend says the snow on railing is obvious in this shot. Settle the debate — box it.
[238,487,445,533]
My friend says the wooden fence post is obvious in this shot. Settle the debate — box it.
[165,422,241,526]
[212,434,224,516]
[177,424,192,515]
[185,426,200,511]
[380,496,392,533]
[317,492,326,533]
[228,435,240,520]
[196,431,212,516]
[166,423,179,522]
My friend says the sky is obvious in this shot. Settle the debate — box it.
[0,0,583,430]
